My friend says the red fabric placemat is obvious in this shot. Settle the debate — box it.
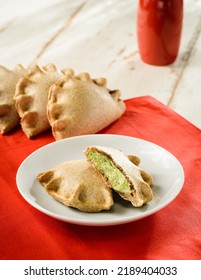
[0,96,201,260]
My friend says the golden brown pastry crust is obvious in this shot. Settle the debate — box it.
[47,72,126,140]
[14,64,65,138]
[37,159,114,212]
[0,64,27,134]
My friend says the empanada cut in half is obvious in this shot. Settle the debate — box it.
[37,159,114,212]
[14,64,71,138]
[0,64,27,134]
[47,73,126,140]
[85,146,153,207]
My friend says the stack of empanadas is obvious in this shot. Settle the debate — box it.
[37,146,153,212]
[0,63,125,139]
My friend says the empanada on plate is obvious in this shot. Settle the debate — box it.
[14,64,69,138]
[0,64,27,134]
[37,159,114,212]
[85,146,153,207]
[47,72,126,140]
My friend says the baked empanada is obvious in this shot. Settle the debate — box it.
[85,146,153,207]
[0,64,27,134]
[14,64,69,138]
[47,72,126,140]
[37,159,114,212]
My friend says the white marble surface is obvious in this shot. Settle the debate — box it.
[0,0,201,129]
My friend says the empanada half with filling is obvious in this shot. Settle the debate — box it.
[85,146,153,207]
[47,72,126,140]
[37,159,114,212]
[14,64,71,138]
[0,64,27,134]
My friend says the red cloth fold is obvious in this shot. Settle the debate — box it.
[0,96,201,260]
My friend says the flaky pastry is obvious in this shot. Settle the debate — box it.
[47,72,126,140]
[37,159,114,212]
[0,64,27,134]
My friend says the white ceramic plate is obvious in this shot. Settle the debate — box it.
[16,134,184,226]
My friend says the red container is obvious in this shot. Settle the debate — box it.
[137,0,183,66]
